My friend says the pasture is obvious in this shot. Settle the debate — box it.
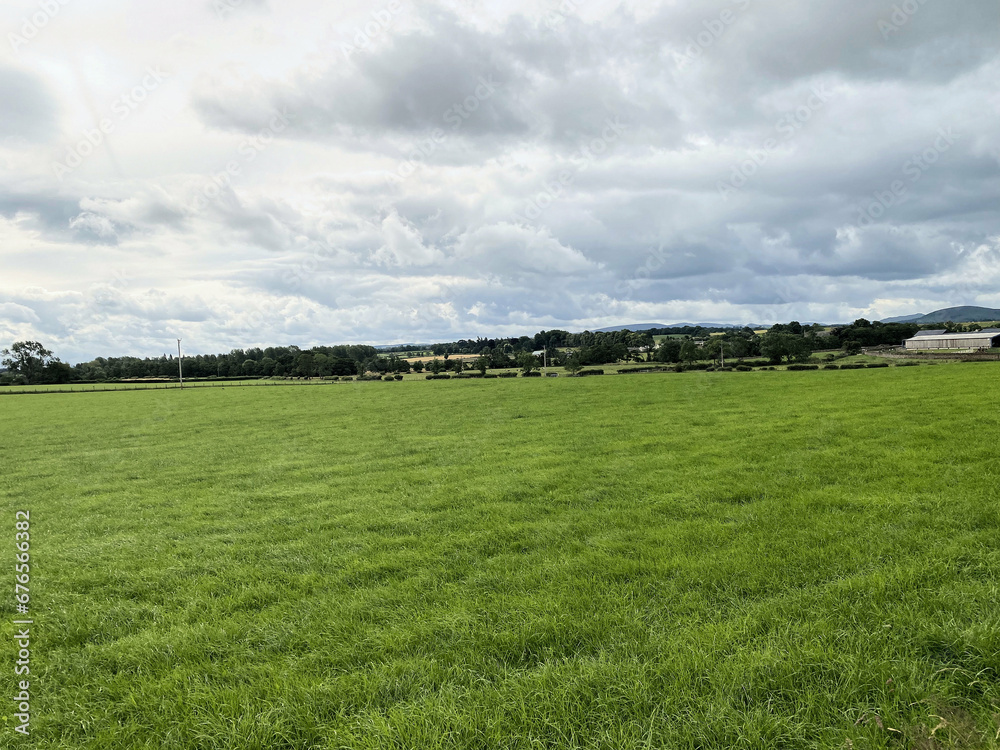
[2,365,1000,748]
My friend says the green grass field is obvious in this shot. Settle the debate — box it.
[3,366,1000,748]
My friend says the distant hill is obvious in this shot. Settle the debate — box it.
[591,322,759,332]
[591,323,669,332]
[915,306,1000,323]
[881,306,1000,324]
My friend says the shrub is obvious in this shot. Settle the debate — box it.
[498,372,517,378]
[483,374,498,379]
[867,362,889,368]
[839,364,866,370]
[705,366,716,372]
[735,365,753,372]
[787,364,819,371]
[425,374,451,380]
[718,367,733,372]
[382,375,396,381]
[823,364,840,370]
[340,376,353,381]
[895,362,919,367]
[394,374,403,380]
[578,369,604,376]
[618,367,666,374]
[522,371,542,377]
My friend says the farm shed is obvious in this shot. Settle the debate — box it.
[904,329,1000,350]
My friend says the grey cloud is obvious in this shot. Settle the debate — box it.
[0,66,58,143]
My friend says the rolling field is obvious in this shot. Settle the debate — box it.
[3,366,1000,748]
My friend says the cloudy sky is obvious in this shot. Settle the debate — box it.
[1,0,998,361]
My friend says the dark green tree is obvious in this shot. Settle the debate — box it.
[2,341,58,384]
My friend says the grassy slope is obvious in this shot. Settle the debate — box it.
[2,367,1000,748]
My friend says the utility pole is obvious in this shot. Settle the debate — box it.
[177,339,184,389]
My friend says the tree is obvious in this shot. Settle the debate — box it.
[627,331,655,361]
[474,355,489,375]
[654,339,682,363]
[761,332,811,363]
[679,340,699,364]
[563,352,583,375]
[412,360,425,373]
[517,351,538,374]
[2,341,58,384]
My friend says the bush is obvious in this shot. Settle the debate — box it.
[735,365,753,372]
[382,375,396,381]
[521,371,542,377]
[718,367,733,372]
[786,364,819,371]
[394,374,403,380]
[686,363,710,370]
[895,362,919,367]
[705,366,716,372]
[465,372,484,378]
[340,376,353,381]
[498,372,518,378]
[452,373,472,379]
[839,364,867,370]
[618,367,666,374]
[577,369,604,376]
[425,374,451,380]
[823,364,840,370]
[483,374,498,379]
[866,362,889,368]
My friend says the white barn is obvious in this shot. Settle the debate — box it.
[904,329,1000,350]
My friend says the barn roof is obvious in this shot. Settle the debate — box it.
[904,331,1000,342]
[912,329,947,337]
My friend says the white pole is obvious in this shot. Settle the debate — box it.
[720,342,724,368]
[177,339,183,389]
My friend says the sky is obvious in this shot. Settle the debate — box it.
[1,0,998,362]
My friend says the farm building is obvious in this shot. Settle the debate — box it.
[904,329,1000,350]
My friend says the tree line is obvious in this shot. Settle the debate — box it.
[1,319,956,385]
